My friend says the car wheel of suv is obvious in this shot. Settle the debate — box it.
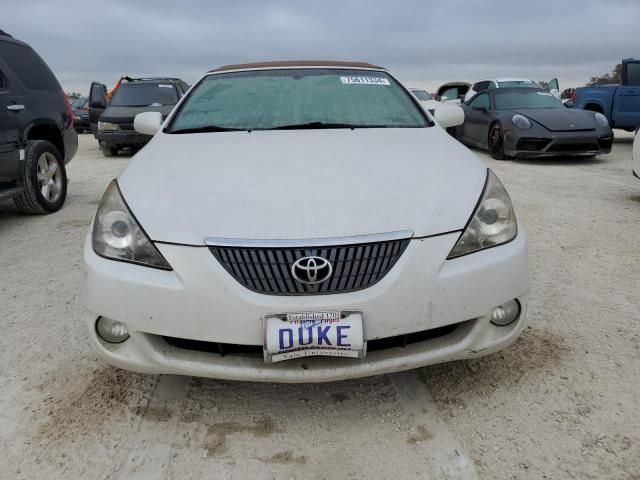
[13,140,68,214]
[101,147,118,157]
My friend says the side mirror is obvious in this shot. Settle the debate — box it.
[434,104,465,128]
[564,100,575,108]
[89,83,107,109]
[90,98,106,109]
[134,111,163,135]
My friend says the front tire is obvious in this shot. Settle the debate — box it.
[488,123,510,160]
[101,147,118,157]
[13,140,68,214]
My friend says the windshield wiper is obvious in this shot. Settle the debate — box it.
[168,125,246,134]
[266,122,372,130]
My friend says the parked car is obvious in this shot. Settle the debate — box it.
[464,78,560,102]
[633,128,639,180]
[434,82,471,103]
[0,30,77,213]
[455,88,613,159]
[88,77,189,156]
[572,58,640,131]
[409,87,438,114]
[71,96,89,133]
[84,60,529,383]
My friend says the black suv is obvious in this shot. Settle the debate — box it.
[71,96,89,133]
[0,30,77,213]
[89,77,188,156]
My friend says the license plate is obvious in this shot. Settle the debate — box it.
[263,311,366,363]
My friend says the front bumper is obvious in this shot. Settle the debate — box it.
[97,131,151,149]
[83,230,530,382]
[504,131,613,158]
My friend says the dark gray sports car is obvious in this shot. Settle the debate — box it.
[455,88,613,159]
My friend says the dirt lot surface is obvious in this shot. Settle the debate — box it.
[1,132,638,479]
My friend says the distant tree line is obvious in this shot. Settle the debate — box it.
[586,64,622,86]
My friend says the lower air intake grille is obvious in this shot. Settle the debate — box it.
[548,142,599,152]
[209,237,410,295]
[161,322,460,356]
[516,137,551,151]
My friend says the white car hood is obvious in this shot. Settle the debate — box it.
[118,128,487,245]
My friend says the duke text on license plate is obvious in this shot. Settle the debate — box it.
[263,311,366,363]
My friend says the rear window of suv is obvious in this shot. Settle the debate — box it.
[0,41,59,91]
[110,83,178,107]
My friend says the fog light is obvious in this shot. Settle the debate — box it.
[490,300,521,326]
[96,317,129,343]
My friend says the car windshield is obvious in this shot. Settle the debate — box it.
[411,89,433,101]
[494,91,564,110]
[168,68,428,132]
[110,83,178,107]
[72,97,87,108]
[498,80,540,89]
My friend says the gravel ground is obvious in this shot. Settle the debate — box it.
[0,132,638,479]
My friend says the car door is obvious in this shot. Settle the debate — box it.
[0,61,24,183]
[439,87,460,103]
[462,93,491,144]
[547,78,560,99]
[88,81,107,137]
[612,61,640,128]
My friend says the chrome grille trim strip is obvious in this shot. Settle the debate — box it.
[204,230,414,248]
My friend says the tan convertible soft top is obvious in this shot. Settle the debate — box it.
[209,60,384,72]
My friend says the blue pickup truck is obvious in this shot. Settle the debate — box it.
[572,58,640,131]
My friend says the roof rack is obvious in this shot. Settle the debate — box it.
[0,29,14,38]
[128,77,182,82]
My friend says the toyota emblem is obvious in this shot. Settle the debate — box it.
[291,256,333,285]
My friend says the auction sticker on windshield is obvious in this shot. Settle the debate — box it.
[263,311,366,363]
[340,76,390,85]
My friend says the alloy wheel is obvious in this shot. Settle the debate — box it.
[36,152,63,203]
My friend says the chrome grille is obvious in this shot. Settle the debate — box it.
[209,237,410,295]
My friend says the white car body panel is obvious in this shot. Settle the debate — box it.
[408,88,439,113]
[464,77,543,102]
[84,64,530,382]
[118,128,486,245]
[418,99,440,112]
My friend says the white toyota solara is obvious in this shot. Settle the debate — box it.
[84,61,530,383]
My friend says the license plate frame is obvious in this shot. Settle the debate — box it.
[263,310,367,363]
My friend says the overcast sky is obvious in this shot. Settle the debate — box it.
[5,0,638,94]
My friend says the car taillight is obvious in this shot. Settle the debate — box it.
[63,93,74,128]
[571,90,576,103]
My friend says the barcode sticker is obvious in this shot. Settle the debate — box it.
[340,76,390,85]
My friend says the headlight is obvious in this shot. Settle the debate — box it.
[512,114,531,130]
[98,121,118,131]
[594,112,609,128]
[92,180,172,269]
[448,169,517,259]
